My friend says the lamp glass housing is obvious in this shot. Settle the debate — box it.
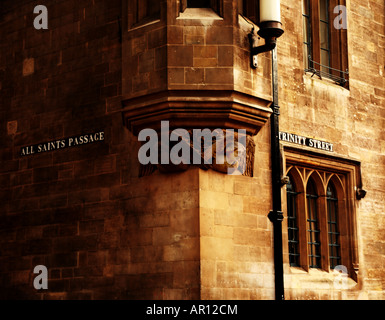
[260,0,281,23]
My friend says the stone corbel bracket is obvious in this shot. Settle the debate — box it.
[122,90,272,136]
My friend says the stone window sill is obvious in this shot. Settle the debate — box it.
[129,19,161,32]
[304,70,350,91]
[177,8,223,20]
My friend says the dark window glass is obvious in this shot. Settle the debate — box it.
[327,183,341,269]
[240,0,259,24]
[319,0,330,74]
[188,0,211,7]
[287,177,300,267]
[302,0,311,70]
[302,0,349,86]
[134,0,160,26]
[306,178,321,268]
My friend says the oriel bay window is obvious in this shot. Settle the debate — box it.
[302,0,349,86]
[285,158,360,277]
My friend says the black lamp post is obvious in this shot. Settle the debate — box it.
[249,0,285,301]
[268,45,285,301]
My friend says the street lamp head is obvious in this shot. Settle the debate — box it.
[258,0,284,40]
[249,0,284,68]
[257,21,284,40]
[259,0,281,24]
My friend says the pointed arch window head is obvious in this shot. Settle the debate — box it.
[327,183,336,198]
[287,178,294,192]
[306,177,317,195]
[327,182,341,269]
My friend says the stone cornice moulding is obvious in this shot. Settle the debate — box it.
[122,90,273,136]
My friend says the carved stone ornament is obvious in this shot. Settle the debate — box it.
[139,129,256,177]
